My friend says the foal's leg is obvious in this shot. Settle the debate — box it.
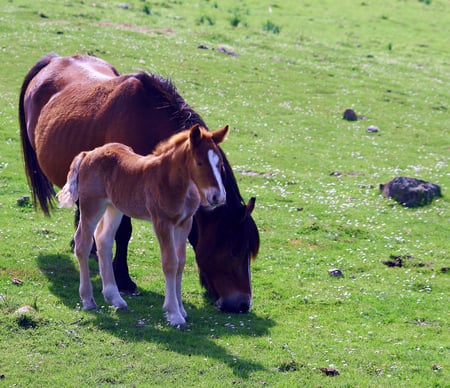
[173,220,192,319]
[154,221,186,326]
[95,206,128,309]
[74,207,104,310]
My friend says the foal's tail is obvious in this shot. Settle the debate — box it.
[57,152,85,209]
[19,54,58,215]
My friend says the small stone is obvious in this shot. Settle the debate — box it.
[14,305,35,314]
[366,125,379,133]
[328,269,343,277]
[343,109,358,121]
[320,367,340,376]
[217,46,237,56]
[16,196,30,207]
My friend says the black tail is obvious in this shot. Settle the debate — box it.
[18,54,58,215]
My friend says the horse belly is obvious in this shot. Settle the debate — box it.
[35,118,105,187]
[33,77,169,188]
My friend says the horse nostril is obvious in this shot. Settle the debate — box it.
[238,301,250,313]
[209,191,224,207]
[219,295,251,313]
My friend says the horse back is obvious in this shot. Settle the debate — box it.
[24,55,119,145]
[26,57,169,187]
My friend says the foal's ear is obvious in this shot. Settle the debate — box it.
[212,125,229,144]
[189,124,202,146]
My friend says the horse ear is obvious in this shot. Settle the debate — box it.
[246,197,256,215]
[240,197,256,222]
[189,124,202,146]
[212,125,229,144]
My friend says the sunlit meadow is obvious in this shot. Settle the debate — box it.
[0,0,449,386]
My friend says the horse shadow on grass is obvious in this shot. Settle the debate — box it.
[37,253,273,378]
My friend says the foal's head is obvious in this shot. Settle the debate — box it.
[188,124,229,209]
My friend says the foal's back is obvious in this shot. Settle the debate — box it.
[78,143,153,220]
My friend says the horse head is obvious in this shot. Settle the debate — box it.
[189,124,229,209]
[190,196,258,313]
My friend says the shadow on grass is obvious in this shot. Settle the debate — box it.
[37,253,273,378]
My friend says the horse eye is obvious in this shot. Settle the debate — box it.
[197,161,203,167]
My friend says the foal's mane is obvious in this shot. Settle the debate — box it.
[152,129,190,157]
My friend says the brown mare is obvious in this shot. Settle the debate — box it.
[57,125,229,326]
[19,54,259,313]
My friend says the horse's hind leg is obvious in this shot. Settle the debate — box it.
[95,206,128,309]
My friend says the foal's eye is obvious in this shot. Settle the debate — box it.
[197,161,203,167]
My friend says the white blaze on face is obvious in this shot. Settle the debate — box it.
[207,149,226,205]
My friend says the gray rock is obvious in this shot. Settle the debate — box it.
[366,125,379,133]
[380,176,441,207]
[343,108,358,121]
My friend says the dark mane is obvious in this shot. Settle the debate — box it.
[134,72,206,130]
[220,149,260,259]
[134,71,259,260]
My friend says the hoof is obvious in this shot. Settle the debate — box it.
[119,289,141,297]
[113,299,128,310]
[166,312,186,327]
[115,279,138,295]
[107,296,128,310]
[103,288,128,309]
[82,298,98,311]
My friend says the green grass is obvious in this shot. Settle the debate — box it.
[1,0,449,386]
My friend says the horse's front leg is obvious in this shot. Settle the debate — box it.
[95,206,128,309]
[112,215,138,294]
[154,221,186,327]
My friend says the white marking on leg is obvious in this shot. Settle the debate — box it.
[207,149,226,204]
[163,273,185,326]
[95,207,128,309]
[174,224,190,319]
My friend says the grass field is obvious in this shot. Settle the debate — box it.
[0,0,449,386]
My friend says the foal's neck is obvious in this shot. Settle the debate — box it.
[146,138,192,182]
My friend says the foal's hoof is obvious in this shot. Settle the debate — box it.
[82,298,98,311]
[113,301,128,310]
[166,312,187,328]
[108,296,128,310]
[103,287,128,310]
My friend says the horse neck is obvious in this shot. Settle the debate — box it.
[147,138,193,188]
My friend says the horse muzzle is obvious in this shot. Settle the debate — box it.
[203,188,226,209]
[216,293,252,313]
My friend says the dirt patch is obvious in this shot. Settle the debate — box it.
[239,170,274,178]
[98,22,174,35]
[382,254,430,268]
